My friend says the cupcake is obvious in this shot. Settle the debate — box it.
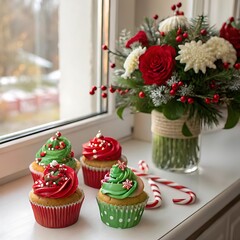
[80,131,127,189]
[29,160,84,228]
[96,161,148,228]
[29,131,80,181]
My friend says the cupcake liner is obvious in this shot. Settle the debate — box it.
[80,158,111,189]
[96,198,148,228]
[30,191,84,228]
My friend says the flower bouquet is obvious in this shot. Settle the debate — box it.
[90,2,240,172]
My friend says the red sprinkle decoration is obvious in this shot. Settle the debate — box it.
[40,152,46,157]
[56,131,61,138]
[117,160,127,171]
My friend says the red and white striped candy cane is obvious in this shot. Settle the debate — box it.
[132,160,197,205]
[145,179,162,209]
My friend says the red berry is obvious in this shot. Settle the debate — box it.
[178,81,184,87]
[56,131,61,137]
[101,92,107,98]
[124,89,129,93]
[180,96,187,103]
[89,90,95,95]
[200,29,207,35]
[92,86,97,91]
[160,31,165,37]
[234,63,240,69]
[213,94,220,102]
[223,62,229,69]
[177,2,182,8]
[171,4,176,11]
[102,44,108,50]
[176,35,183,42]
[119,90,125,95]
[70,151,74,157]
[110,63,116,68]
[176,10,180,15]
[101,85,107,90]
[177,28,182,35]
[178,11,184,15]
[109,86,116,93]
[40,152,46,157]
[170,89,176,96]
[139,91,145,98]
[183,32,188,38]
[229,16,235,22]
[205,98,211,104]
[153,14,158,20]
[171,83,178,90]
[187,98,194,104]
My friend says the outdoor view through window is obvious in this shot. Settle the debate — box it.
[0,0,107,140]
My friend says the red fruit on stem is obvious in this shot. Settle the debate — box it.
[176,35,183,42]
[102,44,108,50]
[178,11,184,15]
[205,98,211,104]
[101,92,107,98]
[180,96,187,103]
[171,4,176,11]
[183,32,188,38]
[234,63,240,69]
[109,86,116,93]
[153,14,158,20]
[223,62,229,69]
[170,89,176,96]
[229,16,235,22]
[177,28,182,35]
[177,2,182,8]
[171,83,178,90]
[110,63,116,68]
[139,91,145,98]
[213,94,220,102]
[92,85,97,91]
[160,31,165,36]
[187,98,194,104]
[89,90,95,95]
[200,29,207,35]
[101,85,107,90]
[178,81,184,87]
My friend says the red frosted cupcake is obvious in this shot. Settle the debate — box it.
[80,131,127,188]
[29,161,84,228]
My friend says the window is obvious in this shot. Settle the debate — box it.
[0,0,133,184]
[0,0,110,142]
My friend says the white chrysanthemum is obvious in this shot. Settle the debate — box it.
[158,16,189,33]
[176,40,217,74]
[121,46,146,79]
[206,36,237,67]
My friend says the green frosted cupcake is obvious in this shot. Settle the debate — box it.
[96,160,148,228]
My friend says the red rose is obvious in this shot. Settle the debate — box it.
[220,22,240,57]
[139,45,176,85]
[125,31,149,48]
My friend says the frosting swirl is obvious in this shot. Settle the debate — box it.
[33,161,78,198]
[100,161,139,199]
[35,131,76,169]
[82,131,122,161]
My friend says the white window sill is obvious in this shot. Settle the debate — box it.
[0,127,240,239]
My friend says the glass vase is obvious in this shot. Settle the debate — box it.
[151,110,201,173]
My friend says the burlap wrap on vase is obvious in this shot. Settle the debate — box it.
[151,110,201,173]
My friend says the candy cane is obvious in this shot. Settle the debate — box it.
[145,179,162,209]
[132,160,197,205]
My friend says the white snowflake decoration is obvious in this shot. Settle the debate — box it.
[176,40,217,74]
[206,36,237,67]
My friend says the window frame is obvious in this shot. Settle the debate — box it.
[0,0,134,184]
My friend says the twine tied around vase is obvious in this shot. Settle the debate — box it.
[151,110,201,139]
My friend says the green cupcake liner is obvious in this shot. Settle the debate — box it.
[96,198,148,229]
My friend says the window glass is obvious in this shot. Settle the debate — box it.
[0,0,108,141]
